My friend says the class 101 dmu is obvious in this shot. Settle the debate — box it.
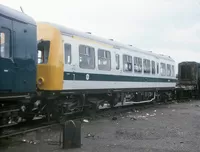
[0,4,198,128]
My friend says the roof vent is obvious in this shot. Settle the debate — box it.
[86,32,92,34]
[109,39,114,41]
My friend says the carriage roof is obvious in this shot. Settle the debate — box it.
[39,22,175,62]
[0,4,35,25]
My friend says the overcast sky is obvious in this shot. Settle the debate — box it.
[1,0,200,70]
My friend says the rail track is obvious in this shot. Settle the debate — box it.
[0,98,192,139]
[0,121,57,139]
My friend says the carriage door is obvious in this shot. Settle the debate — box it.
[0,18,14,92]
[63,42,74,89]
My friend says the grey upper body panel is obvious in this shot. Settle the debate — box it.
[39,22,175,62]
[0,4,36,25]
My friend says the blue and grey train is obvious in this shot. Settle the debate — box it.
[0,4,188,127]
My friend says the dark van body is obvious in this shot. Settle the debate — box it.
[177,61,200,98]
[0,4,37,100]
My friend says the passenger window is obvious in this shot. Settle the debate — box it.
[152,61,155,74]
[115,54,120,70]
[98,49,111,71]
[64,43,71,64]
[0,31,10,58]
[123,55,132,72]
[79,45,95,69]
[37,40,50,64]
[172,65,175,77]
[167,64,171,76]
[157,63,159,74]
[143,59,150,74]
[134,57,142,73]
[160,63,166,76]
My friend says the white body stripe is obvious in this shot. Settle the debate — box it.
[63,81,175,90]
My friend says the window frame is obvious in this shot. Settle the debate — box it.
[37,40,50,64]
[160,62,166,76]
[143,59,151,74]
[79,44,95,69]
[134,57,142,73]
[167,64,172,76]
[98,48,111,71]
[123,54,132,72]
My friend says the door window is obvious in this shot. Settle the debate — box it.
[64,43,71,64]
[115,54,120,70]
[151,61,155,74]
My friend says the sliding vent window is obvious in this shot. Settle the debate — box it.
[98,49,111,71]
[64,43,71,64]
[134,57,142,73]
[167,64,171,76]
[143,59,150,74]
[37,40,50,64]
[123,55,132,72]
[79,45,95,69]
[152,61,155,74]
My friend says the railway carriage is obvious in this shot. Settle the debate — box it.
[0,5,37,98]
[36,22,177,115]
[1,4,199,134]
[0,4,37,126]
[176,61,200,99]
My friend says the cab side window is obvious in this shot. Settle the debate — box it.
[0,29,10,58]
[37,40,50,64]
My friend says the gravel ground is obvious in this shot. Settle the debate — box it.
[1,100,200,152]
